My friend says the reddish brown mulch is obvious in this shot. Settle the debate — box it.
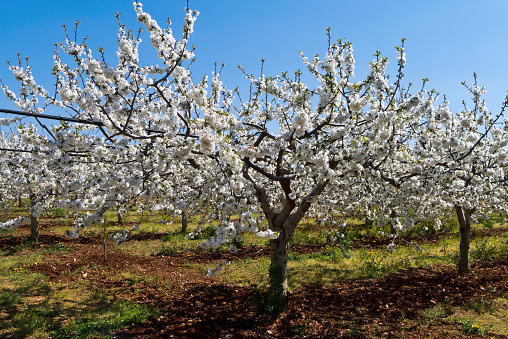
[3,224,508,338]
[110,257,508,338]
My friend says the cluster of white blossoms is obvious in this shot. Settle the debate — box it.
[110,230,130,246]
[198,131,216,155]
[199,220,239,249]
[0,117,20,126]
[0,216,30,230]
[256,229,279,240]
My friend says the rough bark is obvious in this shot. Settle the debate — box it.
[29,194,39,242]
[269,229,289,315]
[181,211,188,234]
[389,210,397,236]
[117,210,124,224]
[455,205,474,273]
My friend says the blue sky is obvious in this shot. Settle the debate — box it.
[0,0,507,122]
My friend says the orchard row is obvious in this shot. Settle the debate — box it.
[1,1,508,314]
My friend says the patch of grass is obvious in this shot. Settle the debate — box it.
[465,298,493,314]
[355,248,414,280]
[3,280,147,337]
[9,306,61,337]
[52,207,69,217]
[186,225,217,240]
[155,245,178,256]
[218,257,271,287]
[0,228,13,237]
[358,250,385,279]
[121,272,156,286]
[423,299,454,321]
[458,318,492,336]
[8,297,157,339]
[0,238,39,256]
[287,251,301,261]
[0,289,23,307]
[54,300,156,338]
[161,230,188,242]
[119,239,167,257]
[0,245,19,257]
[220,238,457,288]
[435,297,508,337]
[310,244,345,263]
[0,254,43,273]
[471,237,508,261]
[45,242,72,254]
[489,213,506,224]
[289,226,322,246]
[478,218,495,229]
[423,305,446,320]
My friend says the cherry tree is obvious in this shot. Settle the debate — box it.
[0,128,60,241]
[351,72,508,273]
[182,35,471,313]
[0,2,204,237]
[409,77,508,273]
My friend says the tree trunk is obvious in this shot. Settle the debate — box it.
[455,205,474,273]
[117,210,123,224]
[389,210,397,236]
[269,230,289,315]
[181,211,188,234]
[29,195,39,242]
[18,196,23,208]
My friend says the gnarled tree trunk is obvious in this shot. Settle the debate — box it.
[269,229,289,314]
[455,205,475,273]
[244,161,332,316]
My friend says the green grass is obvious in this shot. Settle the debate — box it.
[0,265,157,339]
[0,289,23,307]
[217,230,508,290]
[8,297,156,339]
[45,242,73,254]
[458,318,492,336]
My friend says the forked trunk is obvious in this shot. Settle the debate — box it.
[269,230,289,315]
[250,176,329,316]
[455,205,474,273]
[29,194,39,242]
[181,211,188,234]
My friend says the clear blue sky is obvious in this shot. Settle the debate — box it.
[0,0,507,121]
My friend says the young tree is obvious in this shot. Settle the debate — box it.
[1,2,204,238]
[410,78,508,273]
[0,129,59,241]
[193,39,455,313]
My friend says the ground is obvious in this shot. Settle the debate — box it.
[1,216,508,338]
